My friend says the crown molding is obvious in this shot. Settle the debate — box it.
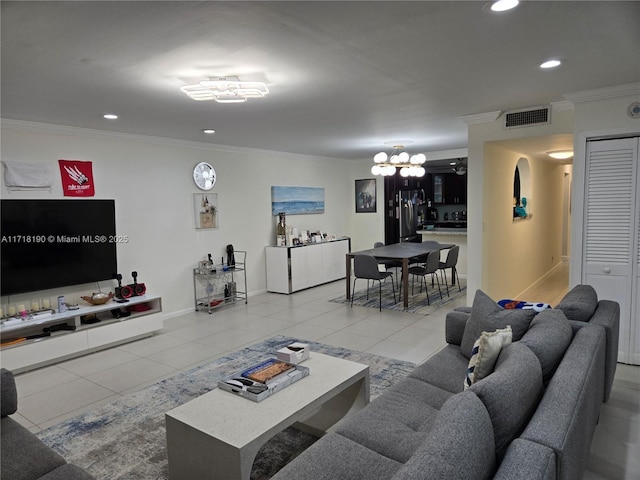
[0,119,340,161]
[460,111,502,125]
[551,100,574,112]
[564,83,640,104]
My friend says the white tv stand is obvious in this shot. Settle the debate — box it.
[0,294,162,373]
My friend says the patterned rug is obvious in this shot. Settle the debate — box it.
[37,335,416,480]
[332,276,467,314]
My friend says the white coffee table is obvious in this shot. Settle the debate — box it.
[165,352,370,480]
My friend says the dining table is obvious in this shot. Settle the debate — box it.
[345,242,455,309]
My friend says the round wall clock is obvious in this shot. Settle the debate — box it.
[193,162,216,190]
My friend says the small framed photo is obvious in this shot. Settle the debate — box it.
[194,193,218,229]
[355,179,376,213]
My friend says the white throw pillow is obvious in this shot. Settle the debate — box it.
[464,326,513,390]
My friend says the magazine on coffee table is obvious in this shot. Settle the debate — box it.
[218,358,309,402]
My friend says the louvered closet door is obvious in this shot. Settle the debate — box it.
[583,137,639,364]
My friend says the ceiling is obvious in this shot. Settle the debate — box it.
[2,1,639,161]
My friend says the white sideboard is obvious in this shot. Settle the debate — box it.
[0,295,162,373]
[266,237,351,294]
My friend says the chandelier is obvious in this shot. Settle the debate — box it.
[371,145,427,177]
[180,77,269,103]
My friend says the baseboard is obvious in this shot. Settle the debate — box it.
[515,261,566,300]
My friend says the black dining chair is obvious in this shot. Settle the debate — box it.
[351,254,396,311]
[438,245,461,296]
[406,250,442,305]
[374,242,401,285]
[412,240,440,264]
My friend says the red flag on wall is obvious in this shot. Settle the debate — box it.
[58,160,95,197]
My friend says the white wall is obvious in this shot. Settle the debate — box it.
[465,104,574,302]
[1,121,382,316]
[568,84,640,286]
[482,144,565,299]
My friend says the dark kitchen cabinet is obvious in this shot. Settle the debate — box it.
[445,173,466,204]
[431,173,466,205]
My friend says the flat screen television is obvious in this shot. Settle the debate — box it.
[1,199,117,296]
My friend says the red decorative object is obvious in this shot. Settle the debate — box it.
[58,159,95,197]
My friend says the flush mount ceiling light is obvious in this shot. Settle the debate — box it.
[547,150,574,160]
[540,59,562,69]
[103,113,118,120]
[180,77,269,104]
[371,144,427,177]
[202,129,216,134]
[490,0,519,12]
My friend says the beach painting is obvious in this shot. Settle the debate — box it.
[271,186,325,215]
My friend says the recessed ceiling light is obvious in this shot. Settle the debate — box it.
[490,0,519,12]
[540,59,562,69]
[547,150,573,160]
[103,114,118,120]
[202,129,216,134]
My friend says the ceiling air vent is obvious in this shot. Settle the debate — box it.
[504,106,550,129]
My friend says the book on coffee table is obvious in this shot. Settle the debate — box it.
[218,358,309,402]
[241,358,296,384]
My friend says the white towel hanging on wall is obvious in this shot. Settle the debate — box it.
[2,160,52,191]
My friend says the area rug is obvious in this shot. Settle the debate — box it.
[332,277,467,314]
[37,335,415,480]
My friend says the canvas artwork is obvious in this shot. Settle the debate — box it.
[194,193,218,229]
[355,179,376,213]
[271,186,325,215]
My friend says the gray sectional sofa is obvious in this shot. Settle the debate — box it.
[0,368,95,480]
[273,284,619,480]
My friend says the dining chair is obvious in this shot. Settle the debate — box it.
[351,254,396,311]
[413,240,440,264]
[438,245,461,296]
[406,250,442,305]
[374,241,401,285]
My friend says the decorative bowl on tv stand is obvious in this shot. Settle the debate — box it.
[81,292,115,305]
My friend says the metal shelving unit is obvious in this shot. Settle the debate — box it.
[193,250,247,313]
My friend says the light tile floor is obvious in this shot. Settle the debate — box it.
[9,278,640,479]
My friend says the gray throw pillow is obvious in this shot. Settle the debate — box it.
[460,290,537,359]
[519,308,573,384]
[555,284,598,322]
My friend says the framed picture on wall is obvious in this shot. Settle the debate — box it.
[271,186,325,215]
[355,179,376,213]
[194,193,218,229]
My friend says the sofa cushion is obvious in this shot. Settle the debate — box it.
[409,344,468,394]
[493,438,556,480]
[460,290,536,359]
[445,310,470,345]
[469,342,544,461]
[520,308,573,384]
[555,284,598,322]
[464,326,512,390]
[336,377,451,462]
[271,432,403,480]
[389,390,496,480]
[0,417,67,480]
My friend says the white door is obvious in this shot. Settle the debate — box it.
[583,137,639,364]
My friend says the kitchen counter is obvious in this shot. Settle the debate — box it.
[417,228,467,235]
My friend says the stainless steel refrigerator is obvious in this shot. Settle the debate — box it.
[399,190,420,242]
